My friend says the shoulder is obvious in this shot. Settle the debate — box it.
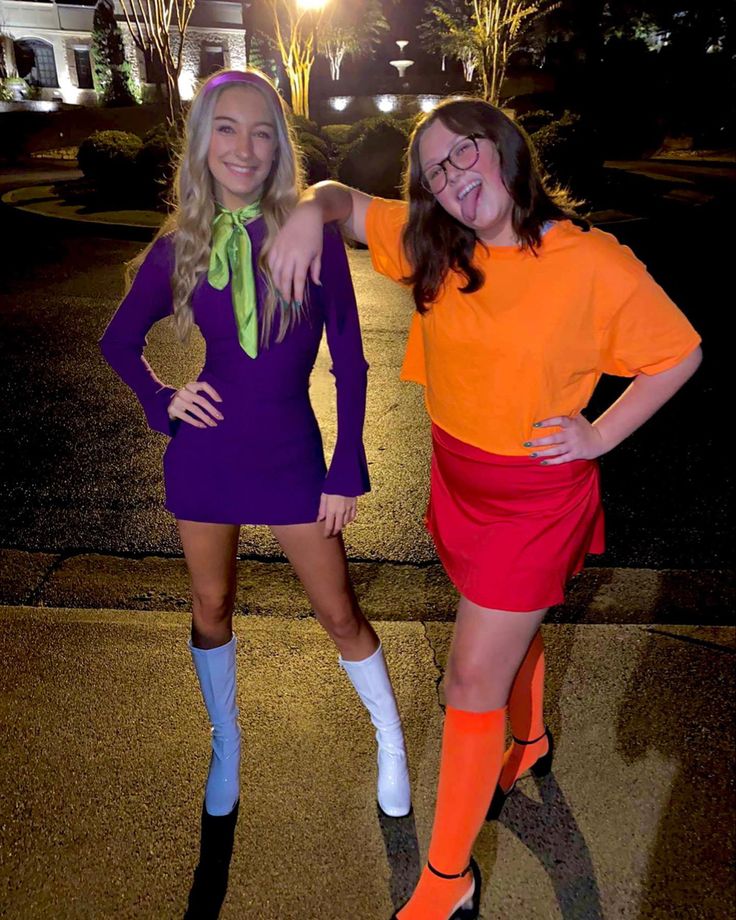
[559,222,646,281]
[367,197,408,229]
[145,232,176,271]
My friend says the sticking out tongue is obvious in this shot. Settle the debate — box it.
[460,182,481,223]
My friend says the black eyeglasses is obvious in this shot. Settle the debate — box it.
[420,135,481,195]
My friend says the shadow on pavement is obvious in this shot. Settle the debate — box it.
[183,801,239,919]
[617,628,736,919]
[499,772,603,920]
[377,803,421,912]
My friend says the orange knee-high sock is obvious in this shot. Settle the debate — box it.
[498,629,547,793]
[397,706,505,920]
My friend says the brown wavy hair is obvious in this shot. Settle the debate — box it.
[402,97,587,313]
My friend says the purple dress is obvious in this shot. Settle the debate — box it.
[100,220,370,525]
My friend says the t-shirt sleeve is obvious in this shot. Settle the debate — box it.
[596,239,702,377]
[399,311,427,387]
[364,197,412,283]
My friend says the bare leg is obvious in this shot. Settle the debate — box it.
[178,520,241,816]
[397,599,549,919]
[270,521,378,660]
[444,598,548,712]
[178,520,240,649]
[271,521,411,817]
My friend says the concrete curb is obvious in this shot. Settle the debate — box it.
[1,184,162,231]
[0,548,731,625]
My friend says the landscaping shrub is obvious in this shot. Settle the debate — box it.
[530,112,603,196]
[321,124,352,146]
[516,109,557,136]
[136,122,181,200]
[77,129,142,193]
[299,139,331,184]
[290,114,321,139]
[337,120,408,198]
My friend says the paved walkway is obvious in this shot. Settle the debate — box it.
[1,594,733,919]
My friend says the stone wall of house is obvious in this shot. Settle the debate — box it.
[0,0,245,106]
[180,28,246,78]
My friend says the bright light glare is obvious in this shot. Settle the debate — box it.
[178,68,197,101]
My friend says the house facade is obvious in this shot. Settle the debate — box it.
[0,0,246,104]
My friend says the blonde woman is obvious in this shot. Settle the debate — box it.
[99,69,411,820]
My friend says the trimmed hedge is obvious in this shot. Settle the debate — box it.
[299,138,331,184]
[77,129,142,190]
[136,122,181,199]
[337,120,408,198]
[530,112,603,195]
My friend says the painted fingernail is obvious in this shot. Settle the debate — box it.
[523,441,532,447]
[530,452,538,458]
[532,422,542,428]
[540,460,548,465]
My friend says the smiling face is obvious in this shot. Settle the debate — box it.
[207,84,278,210]
[418,117,517,246]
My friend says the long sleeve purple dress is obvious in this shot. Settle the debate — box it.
[100,220,370,525]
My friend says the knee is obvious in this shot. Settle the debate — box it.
[315,595,362,643]
[191,588,234,625]
[444,658,508,711]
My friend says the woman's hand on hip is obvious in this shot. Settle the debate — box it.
[267,199,325,305]
[524,414,607,465]
[318,493,357,537]
[167,381,223,428]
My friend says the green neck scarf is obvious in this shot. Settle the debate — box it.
[209,202,263,359]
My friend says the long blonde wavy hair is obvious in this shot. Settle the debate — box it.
[130,68,305,346]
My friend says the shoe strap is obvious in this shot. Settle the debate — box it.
[512,728,548,746]
[427,860,471,880]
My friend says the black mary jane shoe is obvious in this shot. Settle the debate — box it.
[486,727,554,821]
[390,857,482,920]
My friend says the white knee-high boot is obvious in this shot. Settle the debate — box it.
[339,642,412,817]
[189,634,241,817]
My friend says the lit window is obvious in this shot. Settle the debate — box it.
[15,39,59,88]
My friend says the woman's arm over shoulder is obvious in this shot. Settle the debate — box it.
[269,183,378,305]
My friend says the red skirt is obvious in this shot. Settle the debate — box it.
[426,424,605,611]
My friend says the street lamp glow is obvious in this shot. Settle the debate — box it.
[330,96,352,112]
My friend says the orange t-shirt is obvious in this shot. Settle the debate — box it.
[365,197,701,456]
